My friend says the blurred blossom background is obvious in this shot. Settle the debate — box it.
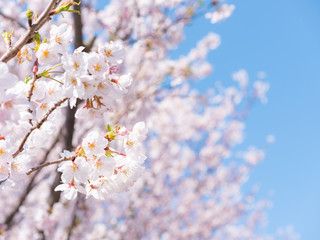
[0,0,318,239]
[95,0,320,237]
[95,0,320,238]
[97,0,320,238]
[161,0,320,238]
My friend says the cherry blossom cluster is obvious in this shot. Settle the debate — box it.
[55,122,148,200]
[0,3,147,197]
[0,0,299,239]
[205,3,235,24]
[18,22,131,117]
[60,36,132,118]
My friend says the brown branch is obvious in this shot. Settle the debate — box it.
[48,1,83,210]
[26,72,39,125]
[12,97,68,158]
[3,176,36,228]
[27,72,38,102]
[73,0,83,49]
[26,156,75,175]
[0,0,62,63]
[0,178,8,186]
[48,102,79,210]
[3,128,62,229]
[84,36,97,52]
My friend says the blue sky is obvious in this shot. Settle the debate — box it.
[96,0,320,238]
[177,0,320,238]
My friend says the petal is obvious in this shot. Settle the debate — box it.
[54,183,67,192]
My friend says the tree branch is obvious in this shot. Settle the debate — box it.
[12,97,68,158]
[27,72,38,102]
[26,156,75,175]
[3,128,62,229]
[0,0,62,63]
[73,0,83,49]
[48,0,83,210]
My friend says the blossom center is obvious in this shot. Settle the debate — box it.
[88,142,96,150]
[40,103,48,110]
[70,77,77,85]
[105,50,112,57]
[43,49,49,58]
[0,148,5,156]
[93,64,101,71]
[0,165,7,174]
[55,36,62,44]
[73,62,79,70]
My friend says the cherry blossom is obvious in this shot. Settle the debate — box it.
[0,0,299,239]
[205,4,235,24]
[36,43,60,66]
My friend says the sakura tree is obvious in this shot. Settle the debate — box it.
[0,0,299,239]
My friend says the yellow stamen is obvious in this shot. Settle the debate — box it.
[43,49,49,58]
[93,64,101,71]
[70,77,77,85]
[73,62,79,69]
[105,49,112,57]
[88,142,95,150]
[40,103,47,110]
[0,165,6,174]
[55,36,62,44]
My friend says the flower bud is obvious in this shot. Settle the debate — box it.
[26,9,33,27]
[2,30,13,49]
[32,59,39,74]
[33,32,41,50]
[50,1,81,16]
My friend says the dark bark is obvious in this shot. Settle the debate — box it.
[48,104,78,209]
[73,0,84,49]
[48,0,84,214]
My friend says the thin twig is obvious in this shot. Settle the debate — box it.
[26,72,39,125]
[2,127,62,229]
[27,73,38,102]
[26,156,75,175]
[12,97,68,158]
[0,0,62,63]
